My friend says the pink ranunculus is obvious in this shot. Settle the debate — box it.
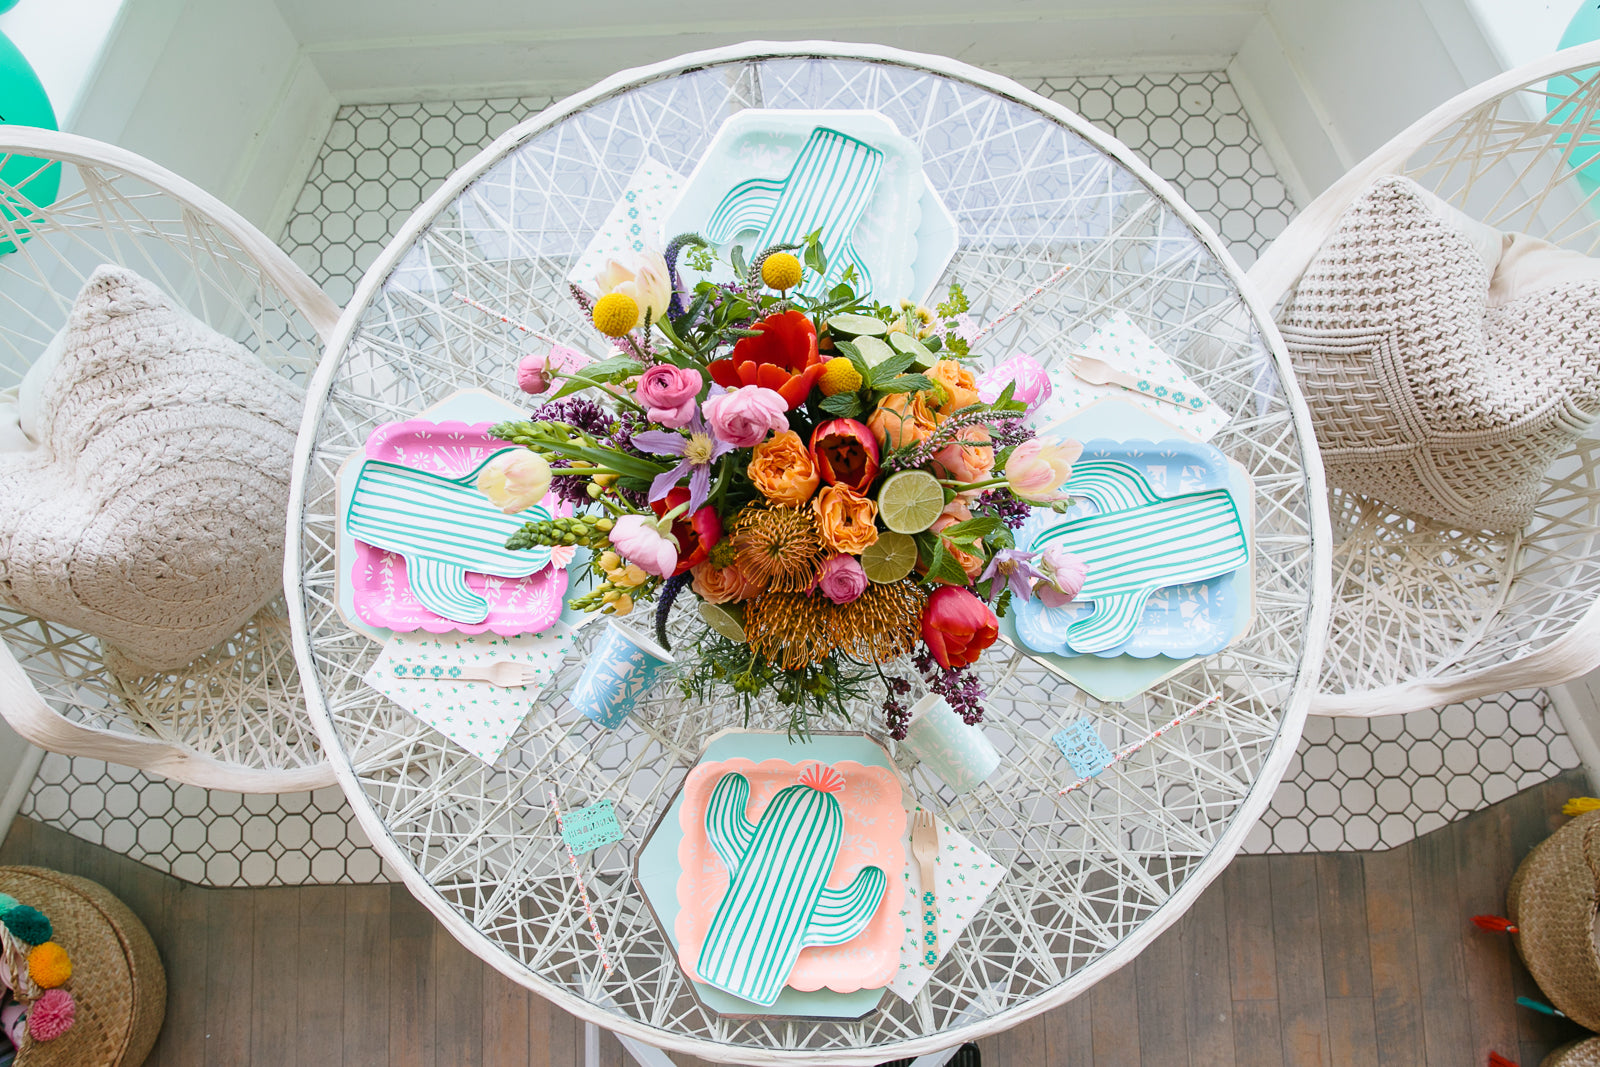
[636,364,703,428]
[517,344,590,395]
[976,354,1053,415]
[1004,438,1082,503]
[814,554,868,606]
[702,385,788,448]
[1035,546,1089,607]
[608,514,679,578]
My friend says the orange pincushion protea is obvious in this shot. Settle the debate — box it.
[707,309,824,410]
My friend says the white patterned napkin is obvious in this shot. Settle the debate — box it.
[568,157,687,291]
[888,816,1006,1002]
[1032,312,1231,441]
[363,627,572,765]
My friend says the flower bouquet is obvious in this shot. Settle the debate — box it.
[483,234,1086,736]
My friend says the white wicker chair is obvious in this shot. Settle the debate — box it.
[0,128,339,791]
[1249,43,1600,716]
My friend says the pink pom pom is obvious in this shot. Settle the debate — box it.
[27,988,74,1042]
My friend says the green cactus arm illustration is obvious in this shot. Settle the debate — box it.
[704,771,756,876]
[802,865,887,947]
[704,178,785,243]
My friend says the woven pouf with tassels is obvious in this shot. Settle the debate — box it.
[0,867,164,1066]
[1508,810,1600,1030]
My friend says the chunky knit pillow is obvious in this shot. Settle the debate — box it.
[1278,175,1600,532]
[0,265,304,673]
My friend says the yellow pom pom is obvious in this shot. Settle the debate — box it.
[592,292,640,337]
[761,252,803,291]
[27,942,71,989]
[1565,797,1600,816]
[819,356,864,397]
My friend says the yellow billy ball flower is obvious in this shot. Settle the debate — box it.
[818,356,864,396]
[592,292,640,337]
[761,252,803,291]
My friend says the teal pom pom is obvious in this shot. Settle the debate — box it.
[0,894,15,913]
[2,905,51,945]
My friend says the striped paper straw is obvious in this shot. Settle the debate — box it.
[1058,694,1222,796]
[549,789,615,975]
[971,263,1072,344]
[453,291,563,346]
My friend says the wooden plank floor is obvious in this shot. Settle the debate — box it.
[1,770,1591,1066]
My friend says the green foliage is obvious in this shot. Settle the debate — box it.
[678,630,876,737]
[936,282,970,319]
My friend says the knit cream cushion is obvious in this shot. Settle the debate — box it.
[1277,174,1600,533]
[0,265,304,673]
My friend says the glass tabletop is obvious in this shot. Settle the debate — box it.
[287,43,1329,1063]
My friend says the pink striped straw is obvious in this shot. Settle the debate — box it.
[453,291,563,347]
[548,789,615,975]
[1058,694,1222,796]
[970,263,1073,344]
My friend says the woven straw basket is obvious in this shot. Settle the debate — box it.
[0,867,165,1066]
[1508,811,1600,1030]
[1546,1037,1600,1066]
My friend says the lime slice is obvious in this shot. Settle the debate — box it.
[859,530,918,583]
[850,334,896,368]
[877,470,946,534]
[827,313,888,337]
[699,601,747,643]
[888,331,936,369]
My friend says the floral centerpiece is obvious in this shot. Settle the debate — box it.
[482,234,1086,736]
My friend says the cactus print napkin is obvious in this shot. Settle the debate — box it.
[1031,312,1230,442]
[888,816,1006,1002]
[363,626,572,765]
[568,156,686,292]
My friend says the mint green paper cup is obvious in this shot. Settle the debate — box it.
[902,694,1001,794]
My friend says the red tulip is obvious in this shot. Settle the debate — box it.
[707,309,824,409]
[651,487,723,576]
[809,418,880,493]
[921,586,999,669]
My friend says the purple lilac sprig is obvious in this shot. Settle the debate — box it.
[881,675,914,740]
[976,487,1032,530]
[884,407,1027,473]
[912,650,987,725]
[989,417,1036,450]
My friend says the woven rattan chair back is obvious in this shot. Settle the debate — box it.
[0,128,338,791]
[1249,43,1600,716]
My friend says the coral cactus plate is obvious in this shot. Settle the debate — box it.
[676,757,906,1003]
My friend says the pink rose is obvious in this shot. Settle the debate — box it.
[518,345,590,395]
[608,514,679,578]
[814,554,868,605]
[702,385,788,448]
[636,364,703,428]
[977,354,1053,415]
[1005,438,1082,503]
[1035,547,1088,607]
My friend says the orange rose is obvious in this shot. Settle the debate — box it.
[929,359,980,415]
[691,560,764,604]
[812,484,880,554]
[748,430,820,506]
[867,391,938,451]
[927,501,985,582]
[930,424,994,490]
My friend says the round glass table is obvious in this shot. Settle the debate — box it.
[287,42,1330,1064]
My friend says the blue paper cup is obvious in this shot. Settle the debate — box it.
[570,620,674,729]
[902,694,1001,794]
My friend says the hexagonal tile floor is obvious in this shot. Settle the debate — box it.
[14,72,1584,886]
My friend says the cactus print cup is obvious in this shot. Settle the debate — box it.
[571,621,674,729]
[902,694,1001,794]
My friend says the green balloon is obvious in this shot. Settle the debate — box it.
[1549,5,1600,202]
[0,27,59,254]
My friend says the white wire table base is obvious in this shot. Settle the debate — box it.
[287,43,1330,1063]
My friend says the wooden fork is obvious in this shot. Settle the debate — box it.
[399,661,539,688]
[911,809,941,968]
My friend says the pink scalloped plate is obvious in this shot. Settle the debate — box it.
[675,758,906,997]
[348,418,572,635]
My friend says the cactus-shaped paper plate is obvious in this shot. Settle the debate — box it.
[676,758,904,1007]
